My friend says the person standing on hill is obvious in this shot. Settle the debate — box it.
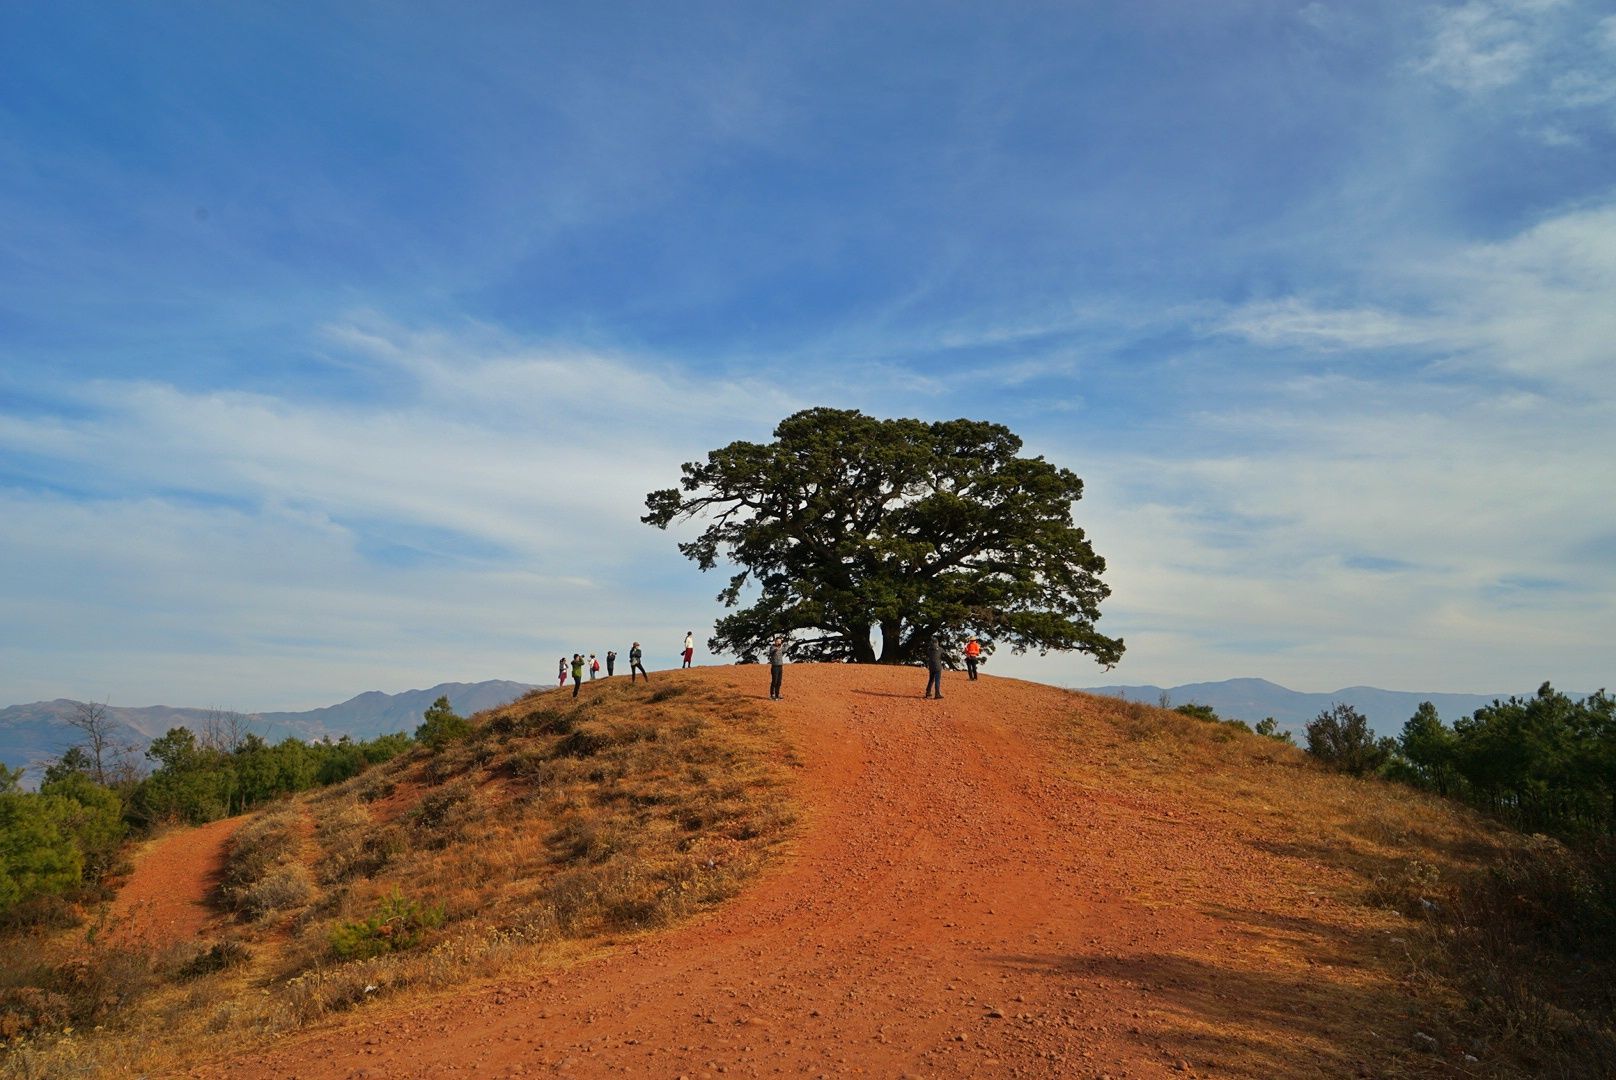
[629,641,648,682]
[964,636,981,681]
[557,657,567,688]
[768,636,786,700]
[606,649,617,677]
[924,636,944,699]
[682,631,695,668]
[589,653,599,680]
[571,653,585,698]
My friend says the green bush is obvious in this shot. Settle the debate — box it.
[414,696,471,751]
[0,792,84,917]
[1306,703,1394,776]
[38,771,126,878]
[329,889,444,960]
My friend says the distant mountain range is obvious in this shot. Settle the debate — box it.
[4,674,1574,784]
[0,680,538,782]
[1076,677,1553,738]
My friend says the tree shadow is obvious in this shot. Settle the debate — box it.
[991,947,1422,1078]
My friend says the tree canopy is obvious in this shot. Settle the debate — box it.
[1304,703,1393,776]
[643,408,1123,666]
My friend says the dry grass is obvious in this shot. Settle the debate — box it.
[1061,691,1616,1078]
[0,676,795,1078]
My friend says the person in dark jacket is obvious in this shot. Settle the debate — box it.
[768,636,786,700]
[924,636,944,699]
[606,649,617,677]
[629,642,648,682]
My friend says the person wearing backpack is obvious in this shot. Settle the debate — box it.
[629,642,648,682]
[570,653,585,698]
[589,653,600,680]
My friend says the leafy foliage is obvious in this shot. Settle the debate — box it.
[1304,703,1394,776]
[643,407,1122,666]
[37,771,126,879]
[1254,717,1295,745]
[0,791,82,916]
[127,727,414,827]
[1390,684,1614,838]
[328,889,445,959]
[414,696,471,751]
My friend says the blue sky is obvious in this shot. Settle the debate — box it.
[2,1,1612,710]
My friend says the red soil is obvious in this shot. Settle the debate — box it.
[184,664,1411,1078]
[104,814,243,950]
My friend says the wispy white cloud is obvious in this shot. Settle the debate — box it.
[1417,0,1616,140]
[1220,200,1616,386]
[0,323,807,705]
[1045,194,1616,693]
[1217,300,1441,352]
[1419,1,1543,93]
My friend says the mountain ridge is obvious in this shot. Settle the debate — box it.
[0,679,539,780]
[8,673,1589,777]
[1075,675,1575,737]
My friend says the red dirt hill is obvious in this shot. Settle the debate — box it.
[147,663,1501,1078]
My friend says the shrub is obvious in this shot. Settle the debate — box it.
[329,890,444,960]
[179,939,252,980]
[1254,717,1295,745]
[414,696,471,752]
[1306,703,1394,775]
[355,770,396,803]
[1417,836,1616,1074]
[406,780,478,847]
[0,985,71,1042]
[221,809,307,916]
[0,792,83,917]
[241,865,313,920]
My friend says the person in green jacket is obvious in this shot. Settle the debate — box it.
[570,653,585,698]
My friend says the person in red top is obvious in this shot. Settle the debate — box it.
[964,636,982,680]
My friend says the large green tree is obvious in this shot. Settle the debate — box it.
[643,408,1123,666]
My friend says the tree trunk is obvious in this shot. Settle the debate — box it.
[877,619,903,664]
[851,630,878,664]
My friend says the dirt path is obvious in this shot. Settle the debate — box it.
[203,664,1407,1078]
[106,814,243,950]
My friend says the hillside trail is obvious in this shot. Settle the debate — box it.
[204,664,1403,1079]
[104,814,243,949]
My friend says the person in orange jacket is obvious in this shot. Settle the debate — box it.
[964,635,982,680]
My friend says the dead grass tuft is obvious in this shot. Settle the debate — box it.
[219,808,312,919]
[0,672,796,1078]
